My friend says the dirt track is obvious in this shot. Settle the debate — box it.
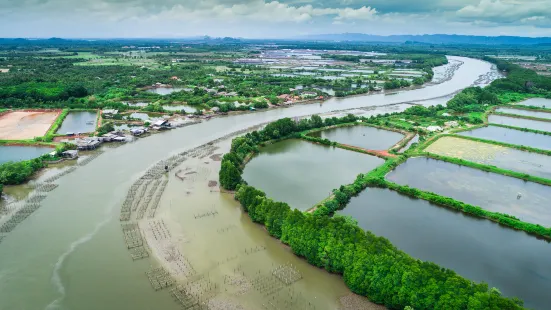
[0,111,60,140]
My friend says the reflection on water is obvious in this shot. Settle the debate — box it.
[459,125,551,150]
[339,188,551,310]
[243,139,384,210]
[489,114,551,132]
[387,157,551,226]
[496,107,551,120]
[0,145,53,164]
[427,136,551,180]
[146,88,185,95]
[57,111,97,134]
[309,125,404,150]
[516,98,551,108]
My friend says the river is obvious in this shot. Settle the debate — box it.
[0,56,498,310]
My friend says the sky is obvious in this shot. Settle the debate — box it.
[0,0,550,38]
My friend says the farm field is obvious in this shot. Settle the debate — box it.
[425,136,551,179]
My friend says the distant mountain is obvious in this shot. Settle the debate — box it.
[295,33,551,45]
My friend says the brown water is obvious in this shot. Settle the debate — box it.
[308,125,404,150]
[0,56,499,310]
[242,139,384,210]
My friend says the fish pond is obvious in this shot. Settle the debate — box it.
[146,87,185,95]
[516,98,551,108]
[242,139,384,210]
[126,112,163,122]
[0,145,53,164]
[495,107,551,120]
[488,114,551,132]
[386,157,551,226]
[426,136,551,180]
[56,111,97,134]
[162,105,197,113]
[459,125,551,151]
[308,125,404,150]
[338,187,551,310]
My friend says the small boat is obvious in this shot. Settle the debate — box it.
[86,121,95,125]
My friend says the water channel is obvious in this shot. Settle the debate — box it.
[0,56,501,310]
[386,157,551,226]
[338,188,551,310]
[242,139,384,210]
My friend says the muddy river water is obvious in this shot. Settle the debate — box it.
[0,57,499,310]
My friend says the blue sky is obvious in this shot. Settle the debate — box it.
[1,0,549,38]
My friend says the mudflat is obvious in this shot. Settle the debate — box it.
[0,111,60,140]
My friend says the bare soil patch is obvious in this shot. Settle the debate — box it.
[0,111,60,140]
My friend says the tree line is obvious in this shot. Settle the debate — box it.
[219,115,525,309]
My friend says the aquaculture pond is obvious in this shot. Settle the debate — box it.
[338,188,551,310]
[495,107,551,120]
[459,125,551,151]
[162,105,197,113]
[426,136,551,180]
[146,87,185,95]
[126,113,163,122]
[516,98,551,108]
[122,102,149,108]
[56,111,97,134]
[242,139,384,210]
[0,145,53,164]
[308,125,404,150]
[386,157,551,226]
[488,114,551,132]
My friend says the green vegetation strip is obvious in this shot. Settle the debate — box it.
[423,152,551,187]
[44,109,69,140]
[220,116,525,309]
[489,123,551,136]
[492,112,551,123]
[502,104,551,114]
[371,177,551,241]
[449,133,551,156]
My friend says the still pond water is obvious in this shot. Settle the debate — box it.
[56,111,97,134]
[516,98,551,108]
[338,188,551,310]
[488,114,551,132]
[0,145,53,164]
[308,125,404,150]
[243,139,383,210]
[459,125,551,151]
[426,136,551,180]
[386,157,551,226]
[146,87,185,95]
[495,107,551,120]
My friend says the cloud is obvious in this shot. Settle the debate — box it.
[456,0,551,27]
[1,0,550,37]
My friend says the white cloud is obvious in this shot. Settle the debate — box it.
[456,0,551,26]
